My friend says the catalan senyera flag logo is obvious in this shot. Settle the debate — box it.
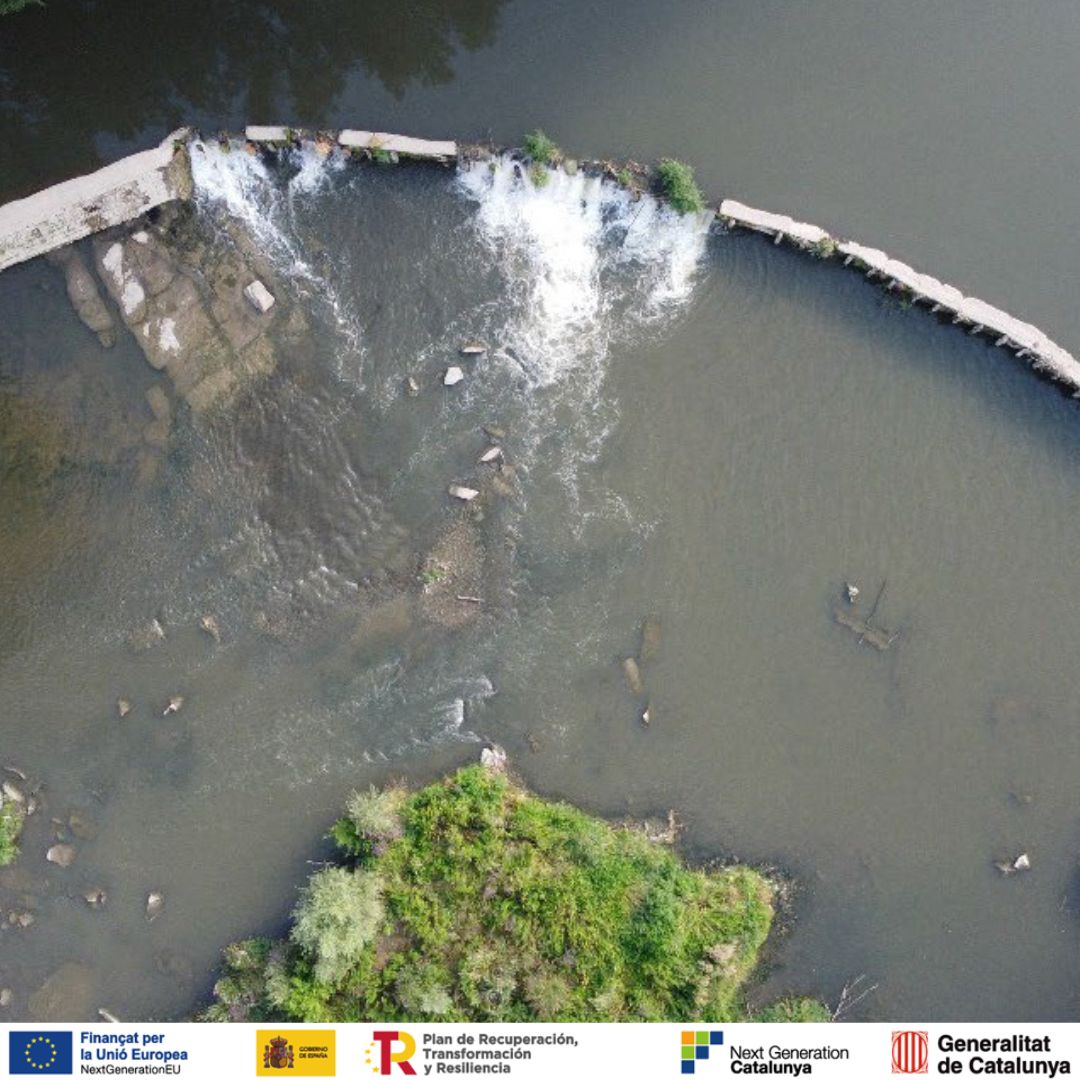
[256,1029,336,1076]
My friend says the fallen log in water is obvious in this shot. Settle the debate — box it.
[832,603,898,652]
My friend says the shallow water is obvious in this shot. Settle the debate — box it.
[3,141,1080,1025]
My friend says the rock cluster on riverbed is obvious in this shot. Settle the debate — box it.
[49,202,305,416]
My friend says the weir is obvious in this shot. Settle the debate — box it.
[719,199,1080,392]
[0,127,1076,396]
[0,130,191,272]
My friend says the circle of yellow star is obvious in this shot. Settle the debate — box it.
[24,1035,59,1070]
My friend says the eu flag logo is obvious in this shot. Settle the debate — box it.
[9,1031,73,1074]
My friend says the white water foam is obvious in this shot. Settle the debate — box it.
[455,156,710,388]
[189,139,364,364]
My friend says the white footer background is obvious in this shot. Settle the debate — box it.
[1,1022,1075,1079]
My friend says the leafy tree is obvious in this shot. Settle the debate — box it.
[291,866,383,985]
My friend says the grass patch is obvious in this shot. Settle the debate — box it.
[419,565,448,586]
[0,797,24,867]
[523,129,561,166]
[655,158,705,215]
[753,997,833,1022]
[204,766,825,1023]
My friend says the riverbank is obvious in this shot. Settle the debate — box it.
[203,755,829,1023]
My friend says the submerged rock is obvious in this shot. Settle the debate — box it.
[83,887,107,908]
[116,699,132,718]
[144,384,171,423]
[419,520,485,630]
[130,618,166,651]
[89,207,302,413]
[639,614,662,664]
[29,962,95,1021]
[622,657,644,696]
[142,416,170,448]
[0,988,12,1008]
[68,812,97,840]
[46,843,76,868]
[47,246,117,347]
[199,614,222,642]
[162,696,184,716]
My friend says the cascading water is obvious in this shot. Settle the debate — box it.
[189,139,364,367]
[455,156,711,388]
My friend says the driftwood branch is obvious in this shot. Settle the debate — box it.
[866,578,887,624]
[832,974,879,1021]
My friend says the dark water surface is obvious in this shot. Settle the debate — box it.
[3,0,1080,348]
[2,2,1080,1023]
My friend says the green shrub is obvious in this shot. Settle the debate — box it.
[331,785,405,861]
[753,997,833,1022]
[347,785,404,842]
[206,767,826,1023]
[523,130,560,166]
[0,797,23,867]
[395,961,454,1016]
[290,866,383,985]
[656,158,705,215]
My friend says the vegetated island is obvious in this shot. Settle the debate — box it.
[203,759,827,1023]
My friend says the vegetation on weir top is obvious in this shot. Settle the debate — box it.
[204,764,826,1023]
[523,129,561,166]
[655,158,705,215]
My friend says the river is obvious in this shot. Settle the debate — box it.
[2,0,1080,1023]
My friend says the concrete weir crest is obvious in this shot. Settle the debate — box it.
[0,125,1077,396]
